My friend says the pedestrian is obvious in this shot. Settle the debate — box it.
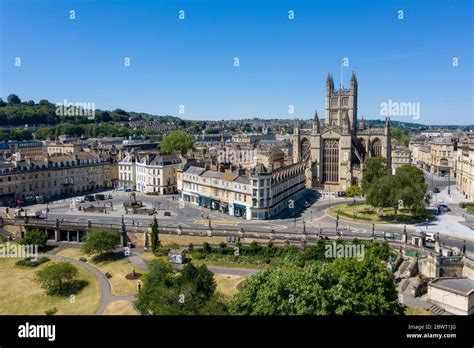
[200,212,204,219]
[137,280,142,292]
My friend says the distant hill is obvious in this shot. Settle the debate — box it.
[0,94,182,127]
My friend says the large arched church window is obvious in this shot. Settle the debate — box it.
[371,138,382,157]
[322,139,339,183]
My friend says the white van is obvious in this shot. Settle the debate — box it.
[424,232,436,243]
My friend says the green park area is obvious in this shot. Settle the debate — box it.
[329,202,433,224]
[338,158,431,224]
[0,258,101,315]
[56,248,144,296]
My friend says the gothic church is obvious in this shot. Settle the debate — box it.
[293,72,391,191]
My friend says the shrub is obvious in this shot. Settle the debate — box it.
[45,307,58,315]
[15,256,50,267]
[155,246,171,257]
[202,242,212,254]
[192,252,206,260]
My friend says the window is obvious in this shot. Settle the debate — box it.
[322,139,339,183]
[371,139,382,157]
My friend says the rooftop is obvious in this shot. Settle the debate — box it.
[430,277,474,296]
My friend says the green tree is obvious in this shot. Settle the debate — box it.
[20,229,48,250]
[7,94,21,104]
[82,228,120,256]
[230,255,404,315]
[136,259,226,315]
[35,262,78,295]
[361,157,389,193]
[346,185,362,197]
[365,175,398,214]
[366,165,427,221]
[160,130,194,154]
[391,128,410,147]
[151,215,160,251]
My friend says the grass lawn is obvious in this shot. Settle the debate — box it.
[405,306,433,315]
[102,300,139,315]
[142,251,266,270]
[56,248,144,296]
[141,250,167,262]
[191,258,267,270]
[213,274,246,297]
[329,203,431,224]
[0,258,101,315]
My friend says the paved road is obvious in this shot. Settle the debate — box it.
[16,184,474,254]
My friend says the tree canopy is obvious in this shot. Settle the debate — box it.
[361,157,390,193]
[346,185,362,197]
[82,228,120,256]
[20,229,48,250]
[160,130,194,154]
[230,254,403,315]
[35,262,79,295]
[136,260,227,315]
[365,165,427,220]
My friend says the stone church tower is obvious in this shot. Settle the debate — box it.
[293,72,391,192]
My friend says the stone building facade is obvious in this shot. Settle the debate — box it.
[293,73,391,191]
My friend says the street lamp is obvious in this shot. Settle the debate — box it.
[447,170,451,196]
[352,198,356,221]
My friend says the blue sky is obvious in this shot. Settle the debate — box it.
[0,0,472,124]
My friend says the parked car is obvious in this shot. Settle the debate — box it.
[433,187,440,193]
[424,232,436,243]
[84,195,95,202]
[35,195,47,204]
[124,188,132,192]
[94,194,106,200]
[437,204,450,212]
[75,198,85,203]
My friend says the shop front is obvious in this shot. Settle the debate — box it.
[233,203,247,219]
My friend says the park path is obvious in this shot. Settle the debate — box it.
[44,243,261,315]
[43,253,137,315]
